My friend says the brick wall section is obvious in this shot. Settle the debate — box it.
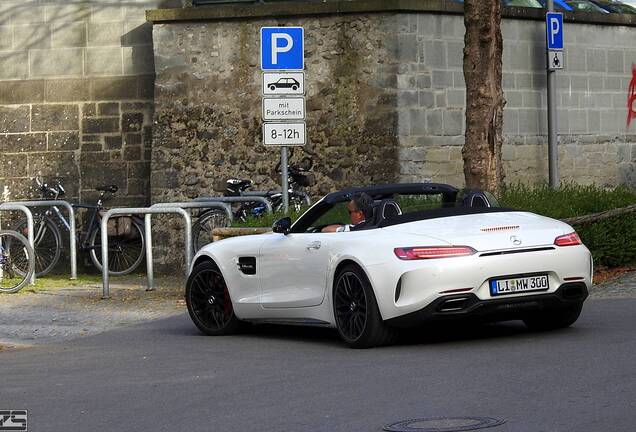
[396,14,636,186]
[0,0,183,204]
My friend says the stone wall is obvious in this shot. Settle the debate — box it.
[395,13,636,186]
[0,0,185,205]
[152,14,400,203]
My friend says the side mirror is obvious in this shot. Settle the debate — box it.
[272,217,291,234]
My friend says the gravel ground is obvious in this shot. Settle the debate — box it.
[0,271,633,350]
[0,276,185,348]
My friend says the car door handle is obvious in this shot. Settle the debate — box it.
[306,241,321,250]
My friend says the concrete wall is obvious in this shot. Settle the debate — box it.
[0,0,185,204]
[396,13,636,186]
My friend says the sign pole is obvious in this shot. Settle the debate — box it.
[281,146,289,213]
[546,0,559,188]
[260,27,306,214]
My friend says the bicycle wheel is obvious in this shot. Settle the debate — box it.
[192,209,229,252]
[14,217,61,277]
[89,217,145,276]
[0,230,35,293]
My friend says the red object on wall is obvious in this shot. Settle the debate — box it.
[628,64,636,129]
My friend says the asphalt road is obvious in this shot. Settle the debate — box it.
[2,298,635,432]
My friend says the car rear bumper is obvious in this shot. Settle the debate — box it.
[386,282,588,328]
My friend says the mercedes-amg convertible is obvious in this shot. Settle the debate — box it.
[186,183,592,348]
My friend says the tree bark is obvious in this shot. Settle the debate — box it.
[463,0,506,195]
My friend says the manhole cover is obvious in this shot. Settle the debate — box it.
[383,416,506,432]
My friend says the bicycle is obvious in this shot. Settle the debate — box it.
[13,178,145,277]
[0,230,35,293]
[191,158,314,252]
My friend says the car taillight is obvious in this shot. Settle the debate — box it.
[554,232,582,246]
[394,246,476,260]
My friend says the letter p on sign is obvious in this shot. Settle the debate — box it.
[546,12,564,50]
[261,27,304,71]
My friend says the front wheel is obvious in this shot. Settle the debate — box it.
[523,304,583,331]
[89,217,145,275]
[333,264,398,348]
[186,260,243,335]
[0,230,35,293]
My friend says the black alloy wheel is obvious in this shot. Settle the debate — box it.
[186,261,242,335]
[335,270,368,341]
[333,264,398,348]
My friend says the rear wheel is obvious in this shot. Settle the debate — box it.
[192,209,230,252]
[186,260,242,335]
[14,217,61,277]
[333,264,398,348]
[89,217,145,275]
[523,304,583,331]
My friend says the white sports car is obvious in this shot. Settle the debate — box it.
[186,183,592,348]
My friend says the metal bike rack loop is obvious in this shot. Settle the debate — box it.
[0,203,35,285]
[101,207,191,299]
[145,201,230,291]
[194,196,273,214]
[10,200,77,280]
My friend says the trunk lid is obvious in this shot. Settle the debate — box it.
[383,211,571,252]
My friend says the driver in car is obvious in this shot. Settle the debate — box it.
[322,192,374,232]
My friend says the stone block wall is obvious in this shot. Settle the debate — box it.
[152,13,401,203]
[396,14,636,186]
[0,0,185,204]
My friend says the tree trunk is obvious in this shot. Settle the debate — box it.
[463,0,506,195]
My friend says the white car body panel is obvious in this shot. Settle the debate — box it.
[191,210,592,327]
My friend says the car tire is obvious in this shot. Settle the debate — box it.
[291,85,298,90]
[269,85,276,91]
[186,260,243,336]
[522,304,583,331]
[333,264,398,348]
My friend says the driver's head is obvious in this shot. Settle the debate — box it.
[347,193,373,225]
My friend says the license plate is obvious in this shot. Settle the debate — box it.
[490,274,549,296]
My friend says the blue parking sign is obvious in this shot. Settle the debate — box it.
[546,12,564,50]
[261,27,304,71]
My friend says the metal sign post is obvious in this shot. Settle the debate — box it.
[260,26,306,214]
[546,4,563,188]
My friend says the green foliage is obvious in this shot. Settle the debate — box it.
[576,216,636,267]
[499,182,636,219]
[500,182,636,267]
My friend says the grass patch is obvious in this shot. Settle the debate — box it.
[17,274,103,294]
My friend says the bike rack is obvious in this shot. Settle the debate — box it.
[101,207,192,299]
[145,201,231,291]
[0,203,35,285]
[194,196,274,215]
[8,200,77,280]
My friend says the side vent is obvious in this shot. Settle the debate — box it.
[237,257,256,275]
[395,278,402,303]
